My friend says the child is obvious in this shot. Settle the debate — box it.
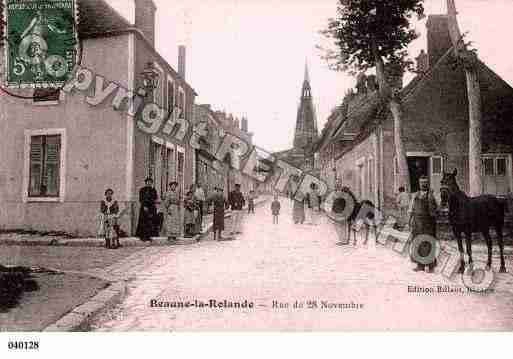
[100,188,120,249]
[248,190,256,214]
[271,195,281,224]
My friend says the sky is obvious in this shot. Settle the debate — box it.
[106,0,513,153]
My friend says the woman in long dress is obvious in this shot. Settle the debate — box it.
[293,197,306,224]
[163,181,181,242]
[136,178,158,242]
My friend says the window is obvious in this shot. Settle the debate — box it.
[177,146,185,199]
[152,63,164,107]
[148,140,157,179]
[33,88,60,104]
[497,158,507,176]
[167,79,175,113]
[368,157,374,197]
[483,156,509,177]
[24,129,66,201]
[178,88,186,120]
[431,156,443,175]
[483,158,495,176]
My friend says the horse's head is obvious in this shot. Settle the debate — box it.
[440,168,459,207]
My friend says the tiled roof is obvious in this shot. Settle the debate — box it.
[78,0,132,37]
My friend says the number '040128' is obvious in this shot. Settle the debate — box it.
[7,341,39,350]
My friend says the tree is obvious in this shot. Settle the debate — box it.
[319,0,426,192]
[446,0,482,196]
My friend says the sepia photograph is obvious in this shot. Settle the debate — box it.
[0,0,512,354]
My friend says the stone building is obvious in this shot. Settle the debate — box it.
[317,11,513,214]
[0,0,198,236]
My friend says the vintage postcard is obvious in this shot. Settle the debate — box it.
[1,0,513,342]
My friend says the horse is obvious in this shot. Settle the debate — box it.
[440,169,507,273]
[332,186,379,245]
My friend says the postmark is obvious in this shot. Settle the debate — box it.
[2,0,79,90]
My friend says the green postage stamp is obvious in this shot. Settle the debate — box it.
[3,0,78,88]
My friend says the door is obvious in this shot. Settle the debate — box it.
[407,156,429,193]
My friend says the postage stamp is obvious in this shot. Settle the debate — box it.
[2,0,78,88]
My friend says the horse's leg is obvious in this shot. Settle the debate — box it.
[497,224,507,273]
[347,220,351,244]
[455,230,465,274]
[465,229,474,270]
[482,229,492,271]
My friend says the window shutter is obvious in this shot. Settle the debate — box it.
[44,135,61,196]
[29,136,44,196]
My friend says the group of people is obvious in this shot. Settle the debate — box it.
[98,178,257,247]
[203,183,254,241]
[292,183,322,225]
[135,177,206,242]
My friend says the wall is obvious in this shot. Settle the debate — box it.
[335,133,378,205]
[0,35,131,236]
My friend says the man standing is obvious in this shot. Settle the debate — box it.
[408,176,438,273]
[208,187,227,241]
[194,183,206,234]
[228,184,245,236]
[306,183,322,225]
[247,190,256,214]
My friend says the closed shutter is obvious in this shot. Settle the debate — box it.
[29,136,44,196]
[44,135,61,197]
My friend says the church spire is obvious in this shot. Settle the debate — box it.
[293,60,318,152]
[304,60,310,84]
[302,60,311,99]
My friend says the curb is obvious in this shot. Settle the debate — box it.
[0,198,270,248]
[43,280,128,332]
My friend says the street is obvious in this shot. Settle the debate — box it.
[91,197,513,331]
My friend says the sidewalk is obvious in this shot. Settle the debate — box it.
[0,196,270,248]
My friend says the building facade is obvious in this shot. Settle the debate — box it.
[0,0,198,236]
[317,12,513,215]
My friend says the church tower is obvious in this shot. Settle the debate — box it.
[292,62,319,169]
[273,61,320,173]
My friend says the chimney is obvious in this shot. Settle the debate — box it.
[134,0,156,47]
[178,45,186,80]
[355,72,367,94]
[426,15,452,66]
[385,63,404,90]
[415,50,429,73]
[241,117,248,133]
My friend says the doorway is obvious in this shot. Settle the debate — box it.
[407,156,429,193]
